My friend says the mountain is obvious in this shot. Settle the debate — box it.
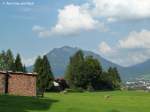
[121,59,150,80]
[42,46,123,77]
[28,46,150,81]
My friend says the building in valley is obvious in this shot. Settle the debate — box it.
[0,71,37,96]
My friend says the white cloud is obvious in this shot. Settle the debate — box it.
[50,4,101,36]
[33,0,150,37]
[92,0,150,21]
[22,57,36,66]
[56,4,106,36]
[109,49,150,66]
[32,25,45,32]
[33,4,106,37]
[119,30,150,49]
[32,25,51,37]
[99,29,150,66]
[99,41,112,54]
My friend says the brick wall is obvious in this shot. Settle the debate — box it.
[8,73,37,96]
[0,73,5,94]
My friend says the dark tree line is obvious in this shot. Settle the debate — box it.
[0,49,26,72]
[65,50,122,91]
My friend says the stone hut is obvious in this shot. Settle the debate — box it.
[0,71,37,96]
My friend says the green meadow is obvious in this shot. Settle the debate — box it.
[0,91,150,112]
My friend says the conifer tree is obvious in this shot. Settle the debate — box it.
[0,51,8,70]
[6,49,15,71]
[34,56,43,92]
[41,55,54,89]
[23,65,27,73]
[34,55,54,95]
[33,56,43,73]
[15,54,23,72]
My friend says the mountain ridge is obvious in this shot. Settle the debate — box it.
[28,46,150,81]
[46,46,123,75]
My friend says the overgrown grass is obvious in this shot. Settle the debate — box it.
[1,91,150,112]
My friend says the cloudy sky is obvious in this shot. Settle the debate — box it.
[0,0,150,66]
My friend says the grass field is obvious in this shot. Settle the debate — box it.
[0,91,150,112]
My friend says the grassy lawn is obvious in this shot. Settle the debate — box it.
[0,91,150,112]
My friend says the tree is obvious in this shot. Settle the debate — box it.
[6,49,15,71]
[34,55,54,95]
[0,50,8,70]
[65,64,74,88]
[101,71,114,90]
[0,49,29,73]
[41,55,54,90]
[23,65,27,73]
[84,56,102,90]
[65,50,122,91]
[65,50,84,88]
[14,54,23,72]
[114,67,121,83]
[34,56,43,93]
[0,49,15,71]
[107,67,121,89]
[65,51,103,90]
[33,56,43,73]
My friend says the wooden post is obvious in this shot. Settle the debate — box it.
[4,72,9,94]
